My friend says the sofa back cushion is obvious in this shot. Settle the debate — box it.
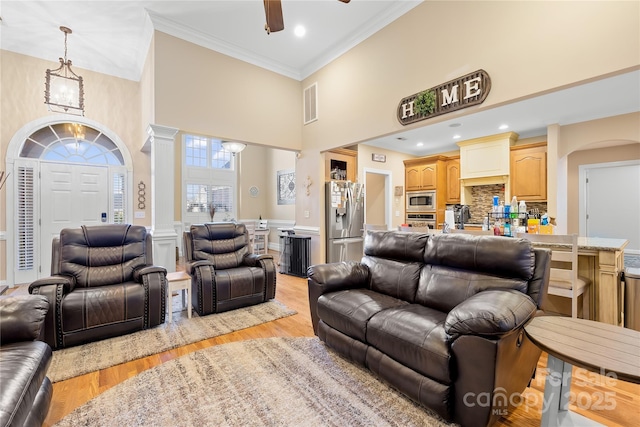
[361,231,428,301]
[417,234,534,312]
[58,225,149,288]
[190,223,250,269]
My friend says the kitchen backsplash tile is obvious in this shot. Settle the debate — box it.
[467,184,547,223]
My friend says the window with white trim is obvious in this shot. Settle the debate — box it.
[183,134,237,223]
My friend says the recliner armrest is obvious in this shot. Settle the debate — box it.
[133,265,167,282]
[0,294,49,344]
[243,253,274,266]
[186,260,214,276]
[445,289,536,337]
[28,275,75,294]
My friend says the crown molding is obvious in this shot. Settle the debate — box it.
[147,10,302,80]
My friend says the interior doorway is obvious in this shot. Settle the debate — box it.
[579,160,640,254]
[364,168,392,230]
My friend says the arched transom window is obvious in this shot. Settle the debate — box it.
[20,123,123,165]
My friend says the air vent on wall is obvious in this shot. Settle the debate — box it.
[304,82,318,125]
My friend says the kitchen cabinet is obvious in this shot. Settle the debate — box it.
[510,143,547,201]
[458,132,517,180]
[325,148,357,182]
[405,163,437,191]
[445,157,460,204]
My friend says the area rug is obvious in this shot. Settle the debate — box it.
[55,337,456,427]
[47,300,296,383]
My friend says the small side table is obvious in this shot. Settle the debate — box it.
[166,271,192,322]
[524,316,640,427]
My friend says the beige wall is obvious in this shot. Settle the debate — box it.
[152,32,302,151]
[556,113,640,233]
[301,1,639,153]
[365,173,386,226]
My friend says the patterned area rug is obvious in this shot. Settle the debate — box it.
[54,337,456,427]
[47,300,296,383]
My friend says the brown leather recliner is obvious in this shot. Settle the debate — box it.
[183,222,277,316]
[0,294,52,427]
[308,231,551,427]
[28,224,167,350]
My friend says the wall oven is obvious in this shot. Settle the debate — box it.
[405,213,436,230]
[406,190,436,212]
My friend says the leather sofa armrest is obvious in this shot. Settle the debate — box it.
[133,265,167,282]
[186,260,214,276]
[0,294,49,344]
[307,261,369,334]
[445,289,536,337]
[307,261,369,294]
[243,253,274,266]
[28,275,75,294]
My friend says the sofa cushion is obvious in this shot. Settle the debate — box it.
[367,304,451,385]
[317,289,407,342]
[0,341,52,427]
[424,234,535,281]
[61,282,145,331]
[415,264,529,313]
[361,257,423,302]
[190,223,250,268]
[212,266,266,299]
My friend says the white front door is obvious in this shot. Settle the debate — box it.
[40,162,109,276]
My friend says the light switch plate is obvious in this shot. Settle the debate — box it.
[135,211,145,219]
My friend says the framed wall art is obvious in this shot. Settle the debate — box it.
[277,169,295,205]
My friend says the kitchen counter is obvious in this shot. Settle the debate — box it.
[524,236,628,326]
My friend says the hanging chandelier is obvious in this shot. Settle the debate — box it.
[45,26,85,116]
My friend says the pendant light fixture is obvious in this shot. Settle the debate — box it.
[45,26,85,116]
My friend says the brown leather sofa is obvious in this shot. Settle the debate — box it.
[183,223,276,315]
[0,294,53,427]
[308,231,551,427]
[28,224,167,350]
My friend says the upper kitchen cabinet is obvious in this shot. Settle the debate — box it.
[510,142,547,201]
[445,157,460,204]
[404,156,448,191]
[325,148,357,182]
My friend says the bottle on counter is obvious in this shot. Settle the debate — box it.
[510,196,518,219]
[519,200,527,216]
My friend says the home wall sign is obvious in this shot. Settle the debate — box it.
[397,69,491,126]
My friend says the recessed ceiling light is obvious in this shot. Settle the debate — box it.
[453,135,461,140]
[294,25,306,37]
[416,142,424,147]
[396,136,407,141]
[449,123,462,128]
[499,124,509,130]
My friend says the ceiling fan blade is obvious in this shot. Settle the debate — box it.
[263,0,284,34]
[338,0,351,3]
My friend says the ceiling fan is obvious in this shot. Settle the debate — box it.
[263,0,351,34]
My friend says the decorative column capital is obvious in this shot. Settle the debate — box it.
[142,124,179,152]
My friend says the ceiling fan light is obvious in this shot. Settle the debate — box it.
[294,25,306,37]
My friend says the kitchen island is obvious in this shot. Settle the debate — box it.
[507,236,628,326]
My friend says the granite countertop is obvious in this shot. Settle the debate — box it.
[523,236,628,252]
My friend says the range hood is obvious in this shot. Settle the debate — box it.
[457,132,518,186]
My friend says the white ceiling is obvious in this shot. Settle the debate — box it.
[1,1,638,156]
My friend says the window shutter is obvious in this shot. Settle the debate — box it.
[17,166,35,270]
[113,173,125,223]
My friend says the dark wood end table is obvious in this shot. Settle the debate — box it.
[524,316,640,427]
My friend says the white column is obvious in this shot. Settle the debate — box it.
[145,124,179,272]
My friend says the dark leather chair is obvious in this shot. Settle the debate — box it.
[183,223,277,316]
[0,294,53,427]
[28,224,167,350]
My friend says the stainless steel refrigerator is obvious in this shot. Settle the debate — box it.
[326,181,365,263]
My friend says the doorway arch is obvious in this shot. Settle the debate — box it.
[4,115,134,286]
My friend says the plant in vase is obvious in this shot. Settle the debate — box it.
[208,203,216,222]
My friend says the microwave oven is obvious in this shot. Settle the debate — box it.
[406,190,436,212]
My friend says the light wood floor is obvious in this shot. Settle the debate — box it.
[13,257,636,427]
